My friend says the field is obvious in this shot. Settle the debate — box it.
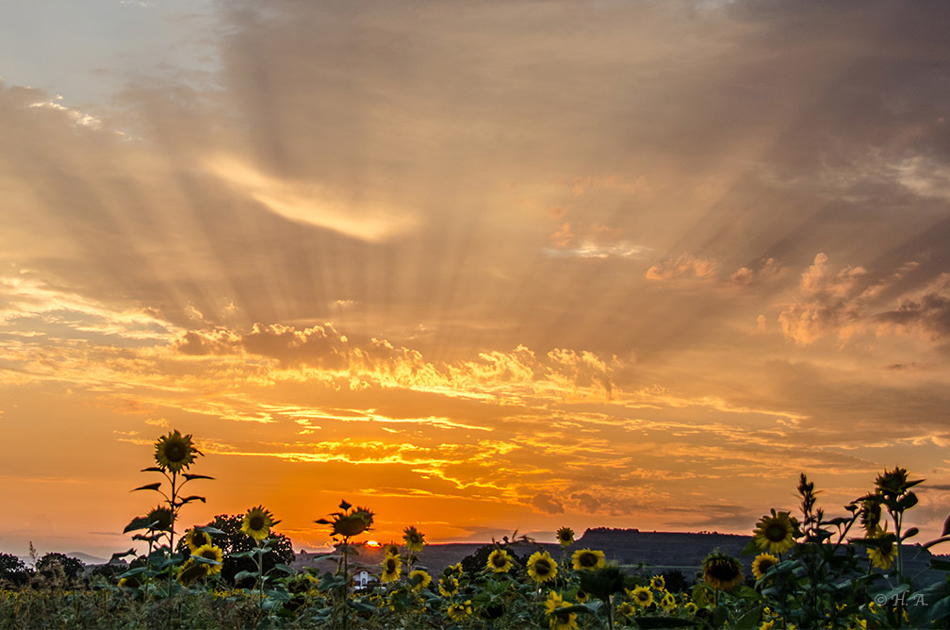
[3,431,950,629]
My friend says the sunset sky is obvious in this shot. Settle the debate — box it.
[2,1,950,559]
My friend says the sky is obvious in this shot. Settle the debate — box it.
[2,0,950,559]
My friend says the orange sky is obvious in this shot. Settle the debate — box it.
[2,1,950,559]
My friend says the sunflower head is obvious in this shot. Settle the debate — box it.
[486,548,514,573]
[446,600,473,622]
[192,544,224,575]
[875,467,910,497]
[380,554,402,582]
[403,525,426,552]
[629,585,653,608]
[702,550,743,591]
[176,559,207,586]
[751,553,779,580]
[753,509,800,554]
[860,498,883,535]
[153,430,201,473]
[544,591,579,630]
[145,506,174,532]
[184,528,214,552]
[571,548,606,571]
[527,551,558,583]
[438,575,459,597]
[241,505,277,541]
[556,526,575,547]
[317,502,374,538]
[382,542,401,558]
[408,569,431,591]
[866,527,898,570]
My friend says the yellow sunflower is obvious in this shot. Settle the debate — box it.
[184,528,213,552]
[381,554,402,582]
[527,551,558,583]
[241,505,276,541]
[617,601,636,618]
[867,528,898,570]
[650,574,665,590]
[446,600,473,622]
[145,506,174,532]
[403,525,426,552]
[629,585,653,607]
[702,550,743,591]
[575,590,589,604]
[486,548,514,573]
[153,429,200,473]
[191,543,224,575]
[683,602,698,615]
[382,542,400,558]
[753,509,799,554]
[571,548,606,571]
[176,559,207,586]
[752,553,779,580]
[438,575,459,597]
[409,569,431,591]
[556,527,575,547]
[545,591,579,630]
[660,592,676,612]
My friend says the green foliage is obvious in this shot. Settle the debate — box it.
[0,552,33,587]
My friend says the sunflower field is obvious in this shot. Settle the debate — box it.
[3,431,950,629]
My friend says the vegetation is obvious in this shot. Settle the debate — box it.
[3,430,950,628]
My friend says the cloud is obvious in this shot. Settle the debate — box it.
[646,254,718,281]
[531,492,565,514]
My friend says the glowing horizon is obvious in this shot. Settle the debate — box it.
[2,0,950,560]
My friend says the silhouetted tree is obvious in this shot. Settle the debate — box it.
[36,553,85,583]
[0,553,33,587]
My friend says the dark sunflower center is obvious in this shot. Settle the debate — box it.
[249,515,265,530]
[556,610,572,622]
[708,559,740,581]
[758,559,776,572]
[535,560,551,575]
[580,553,597,567]
[492,555,506,567]
[165,442,187,462]
[386,558,397,571]
[637,591,649,602]
[765,522,788,542]
[200,549,216,560]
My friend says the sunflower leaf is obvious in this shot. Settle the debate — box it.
[233,570,258,583]
[273,563,295,574]
[197,526,225,535]
[110,548,137,562]
[177,495,207,505]
[182,474,215,481]
[123,516,153,533]
[131,482,163,492]
[192,556,222,566]
[140,467,164,473]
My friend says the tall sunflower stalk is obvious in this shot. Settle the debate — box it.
[315,501,374,629]
[123,430,212,593]
[234,506,280,616]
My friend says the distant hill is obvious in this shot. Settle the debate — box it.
[294,527,949,586]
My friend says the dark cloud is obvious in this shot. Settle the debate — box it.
[531,492,565,515]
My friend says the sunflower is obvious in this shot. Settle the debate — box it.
[184,528,213,552]
[752,553,779,580]
[445,562,463,577]
[556,527,575,547]
[575,590,589,604]
[875,467,910,497]
[545,591,579,630]
[145,506,174,532]
[382,542,401,558]
[381,554,402,582]
[328,506,374,538]
[617,601,637,618]
[153,429,200,473]
[683,602,698,616]
[660,592,676,612]
[403,525,426,552]
[753,509,799,554]
[446,600,473,622]
[629,585,653,608]
[438,575,459,597]
[486,549,514,573]
[866,527,898,570]
[571,548,606,571]
[409,569,431,591]
[650,574,665,590]
[241,505,276,541]
[702,550,743,591]
[191,544,224,575]
[860,499,882,535]
[176,559,207,586]
[527,551,558,583]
